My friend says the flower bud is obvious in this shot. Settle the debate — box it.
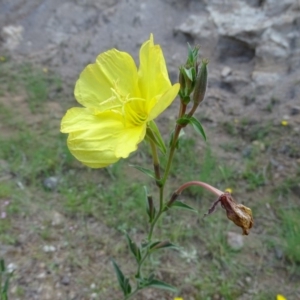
[146,195,156,222]
[192,59,208,108]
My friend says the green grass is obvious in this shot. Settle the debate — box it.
[281,209,300,264]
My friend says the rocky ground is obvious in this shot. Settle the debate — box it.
[1,0,300,299]
[1,0,299,124]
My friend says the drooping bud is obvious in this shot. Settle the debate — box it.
[146,195,156,222]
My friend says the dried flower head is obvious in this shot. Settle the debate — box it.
[205,192,253,235]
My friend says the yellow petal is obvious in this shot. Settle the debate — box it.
[75,49,139,109]
[138,34,173,100]
[277,295,287,300]
[147,83,180,121]
[61,108,146,168]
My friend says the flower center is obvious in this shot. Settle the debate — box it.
[97,82,148,126]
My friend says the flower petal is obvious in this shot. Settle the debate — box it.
[61,107,146,168]
[138,34,173,100]
[147,83,180,121]
[75,49,139,109]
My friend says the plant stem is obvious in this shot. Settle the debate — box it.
[147,184,164,241]
[125,101,188,300]
[175,181,223,197]
[149,138,161,183]
[161,101,186,185]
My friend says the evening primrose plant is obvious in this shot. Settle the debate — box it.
[61,34,253,299]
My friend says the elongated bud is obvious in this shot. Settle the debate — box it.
[150,240,173,251]
[166,191,180,208]
[146,195,156,222]
[192,59,208,107]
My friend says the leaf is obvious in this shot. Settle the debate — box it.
[125,232,141,263]
[146,279,177,293]
[147,120,167,154]
[169,201,198,213]
[150,241,179,251]
[111,258,131,296]
[129,165,156,180]
[176,116,190,126]
[0,259,5,272]
[189,116,206,141]
[183,67,193,81]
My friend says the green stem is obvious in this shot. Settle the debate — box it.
[148,138,161,183]
[125,100,187,300]
[147,184,164,241]
[162,101,186,185]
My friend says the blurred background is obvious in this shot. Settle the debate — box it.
[0,0,299,299]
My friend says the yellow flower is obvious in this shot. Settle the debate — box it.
[281,120,288,126]
[225,188,232,194]
[174,298,183,300]
[0,56,5,62]
[277,295,287,300]
[61,35,179,168]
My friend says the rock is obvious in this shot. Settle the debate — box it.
[7,262,18,273]
[90,283,96,289]
[226,231,244,250]
[37,272,47,279]
[245,276,252,284]
[251,71,281,95]
[252,140,265,152]
[275,246,284,259]
[290,106,300,116]
[43,245,56,252]
[61,275,70,285]
[43,176,59,190]
[221,66,232,78]
[51,211,65,227]
[174,13,218,55]
[1,25,24,50]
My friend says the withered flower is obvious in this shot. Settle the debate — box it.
[205,192,253,235]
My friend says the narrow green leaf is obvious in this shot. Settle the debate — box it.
[146,279,177,293]
[150,241,179,251]
[129,165,156,180]
[0,259,5,272]
[169,201,198,213]
[111,258,127,295]
[125,232,141,262]
[147,120,167,154]
[189,116,206,141]
[123,278,132,295]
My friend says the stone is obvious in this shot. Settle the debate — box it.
[226,231,244,250]
[7,262,17,273]
[43,176,59,190]
[1,25,24,50]
[43,245,56,252]
[61,275,70,285]
[221,66,232,78]
[51,211,65,227]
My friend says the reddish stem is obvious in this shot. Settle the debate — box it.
[175,181,223,197]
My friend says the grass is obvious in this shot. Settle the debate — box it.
[0,60,299,299]
[281,209,300,264]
